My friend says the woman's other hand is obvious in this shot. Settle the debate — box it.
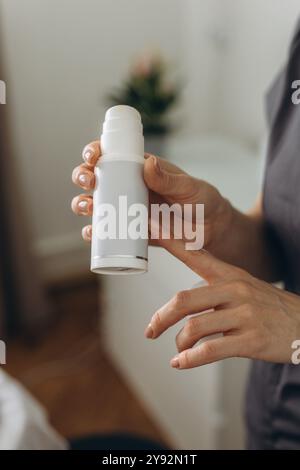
[145,238,300,368]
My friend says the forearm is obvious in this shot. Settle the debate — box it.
[208,201,283,282]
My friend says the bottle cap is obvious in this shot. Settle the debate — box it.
[101,105,144,161]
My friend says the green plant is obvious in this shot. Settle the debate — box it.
[107,55,180,136]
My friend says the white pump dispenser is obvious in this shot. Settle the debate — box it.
[91,105,148,274]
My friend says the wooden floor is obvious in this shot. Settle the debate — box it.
[4,275,168,446]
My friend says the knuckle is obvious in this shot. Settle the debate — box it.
[185,317,199,338]
[178,174,194,196]
[201,341,217,360]
[242,302,256,319]
[152,310,162,330]
[233,266,248,279]
[173,290,190,310]
[180,349,191,368]
[229,279,252,297]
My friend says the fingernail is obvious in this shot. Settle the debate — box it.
[86,225,92,238]
[145,323,154,339]
[78,199,89,214]
[170,355,180,369]
[83,148,94,164]
[78,173,88,185]
[82,225,92,241]
[78,173,92,188]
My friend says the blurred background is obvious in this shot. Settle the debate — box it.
[0,0,299,450]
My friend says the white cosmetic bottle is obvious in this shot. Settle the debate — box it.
[91,105,148,274]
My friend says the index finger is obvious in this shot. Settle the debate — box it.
[82,140,101,168]
[159,237,236,284]
[147,284,230,339]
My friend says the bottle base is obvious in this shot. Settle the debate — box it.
[91,255,148,275]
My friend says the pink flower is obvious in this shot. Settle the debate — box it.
[132,54,161,77]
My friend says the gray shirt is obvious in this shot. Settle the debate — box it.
[246,18,300,450]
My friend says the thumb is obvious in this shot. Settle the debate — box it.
[144,155,194,202]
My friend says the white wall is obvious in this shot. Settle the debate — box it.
[182,0,300,145]
[217,0,300,146]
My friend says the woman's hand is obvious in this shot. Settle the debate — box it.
[71,140,232,247]
[145,237,300,369]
